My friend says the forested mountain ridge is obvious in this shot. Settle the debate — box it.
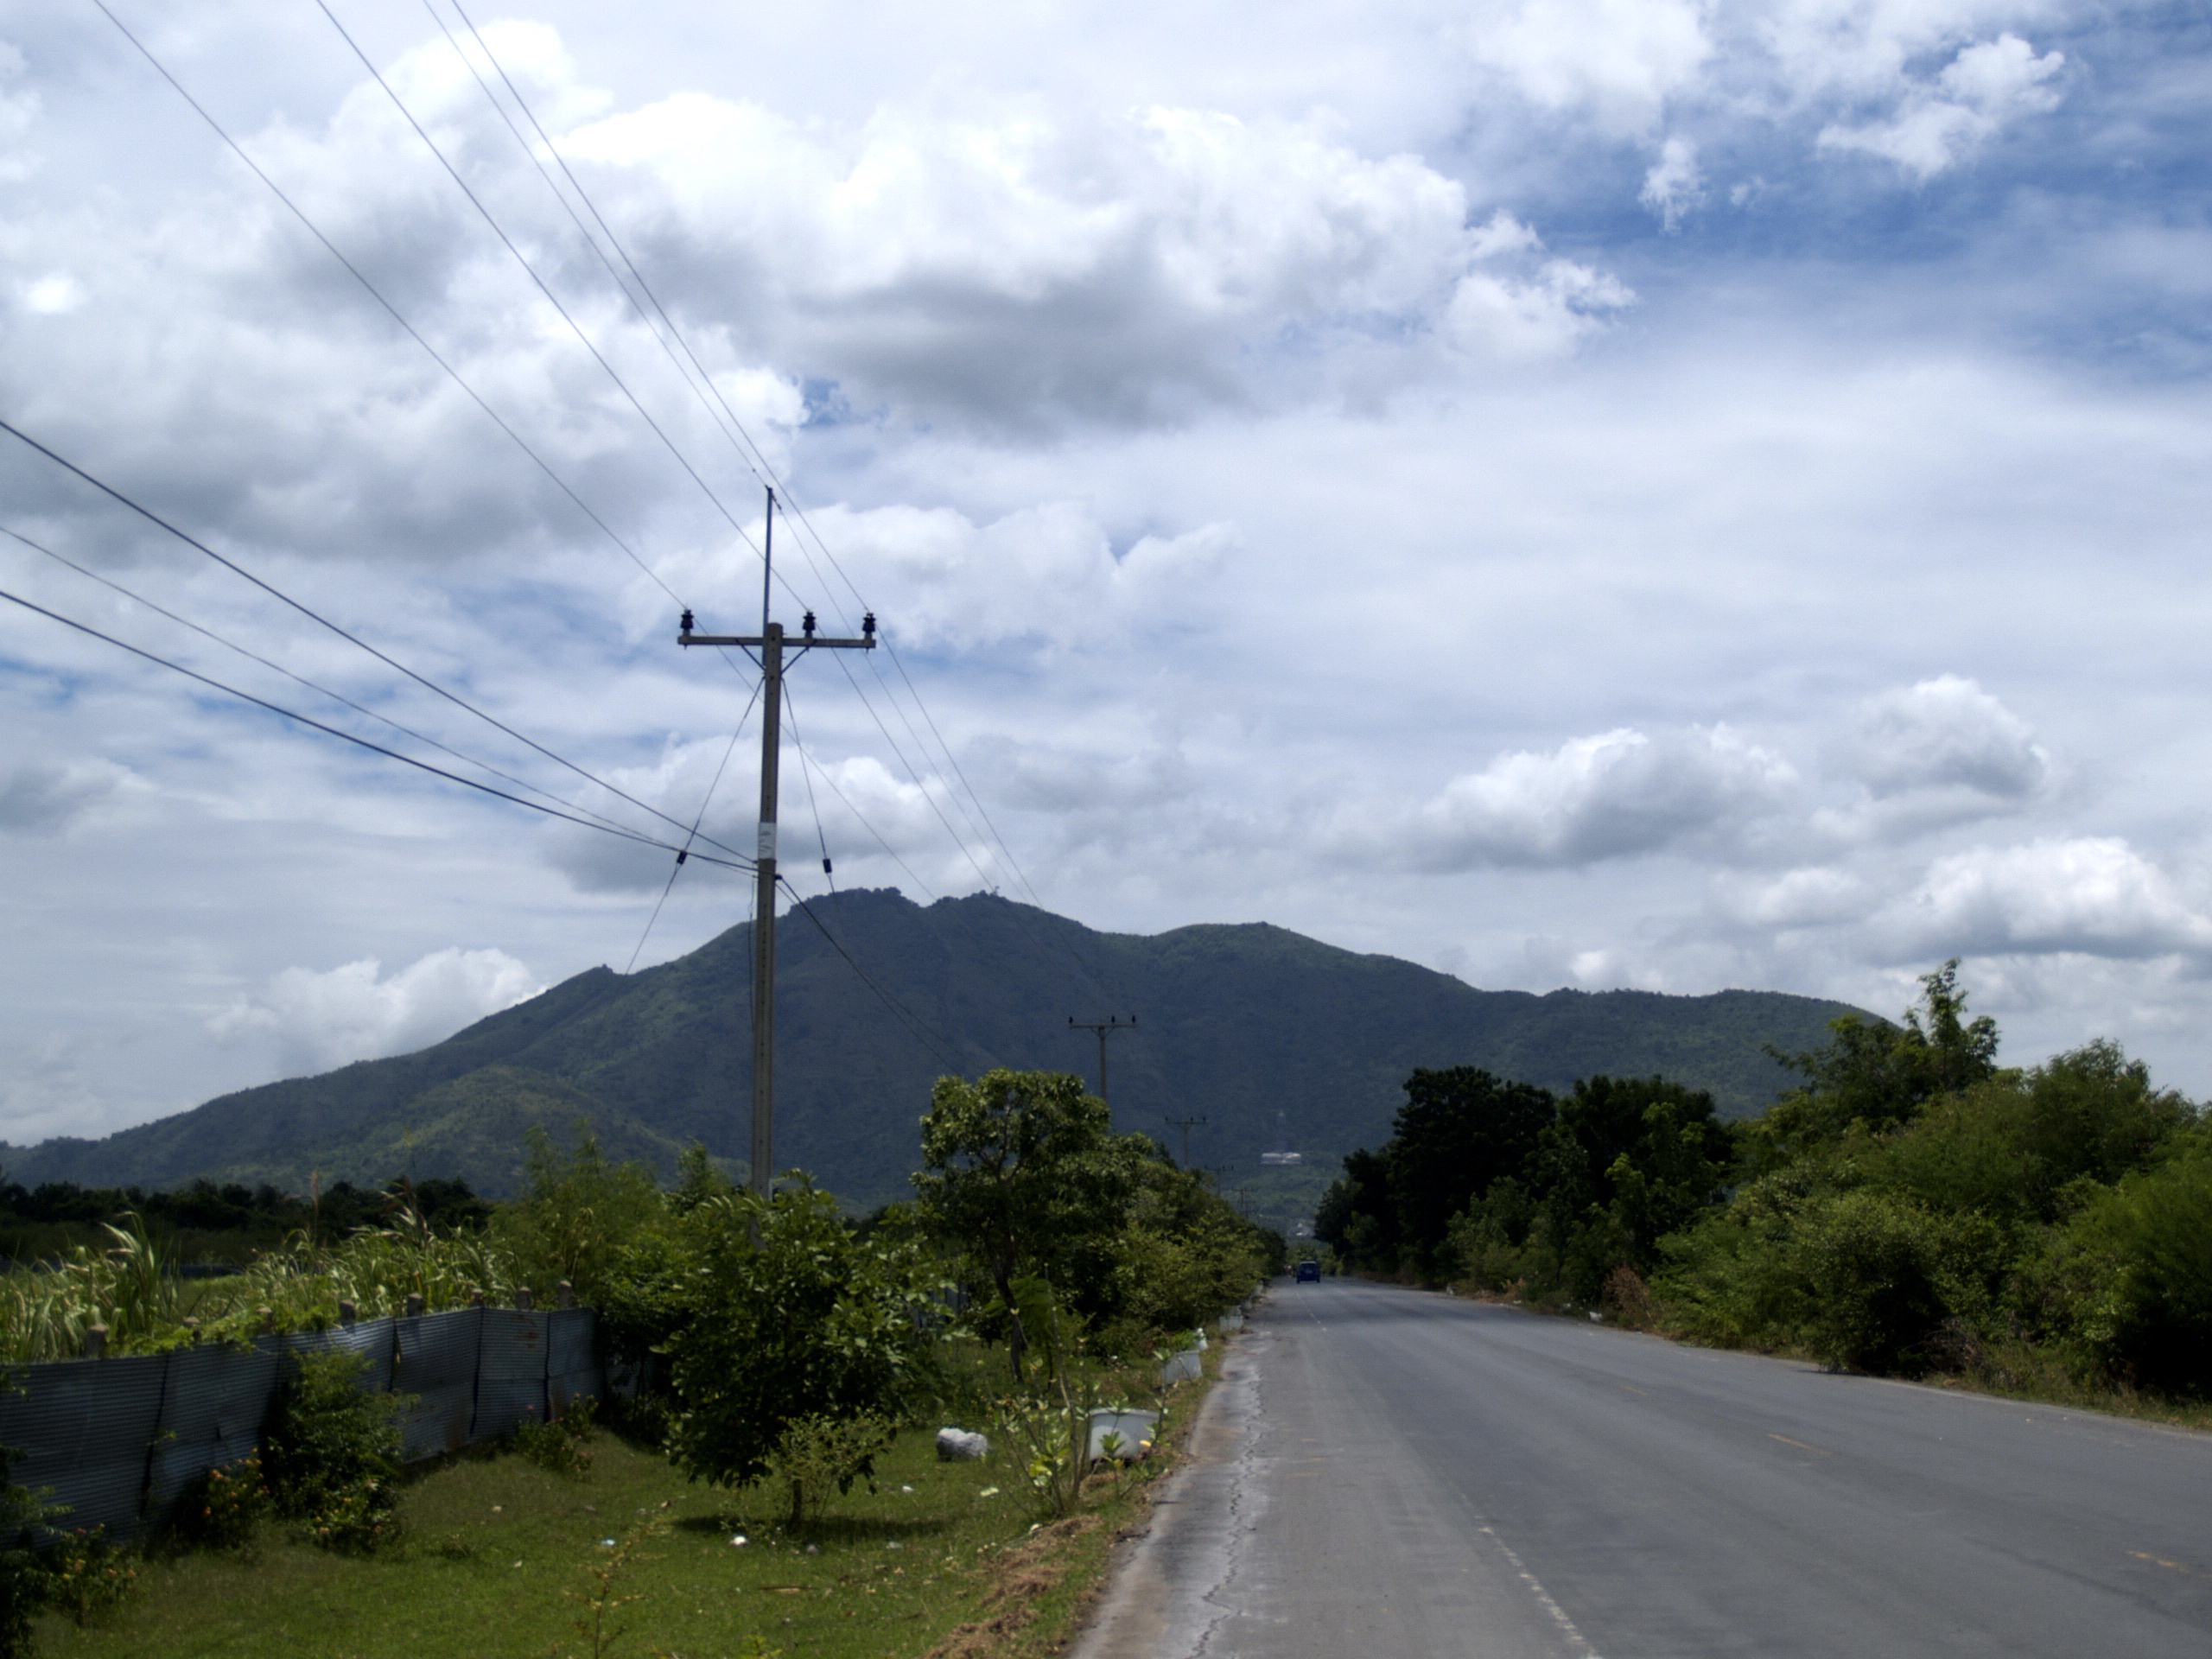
[3,889,1870,1208]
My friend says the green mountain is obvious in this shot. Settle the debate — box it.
[3,889,1868,1211]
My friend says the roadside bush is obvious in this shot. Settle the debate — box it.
[609,1182,939,1493]
[172,1455,268,1553]
[1796,1190,2006,1375]
[263,1350,407,1553]
[2043,1131,2212,1394]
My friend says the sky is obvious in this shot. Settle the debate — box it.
[1,0,2210,1147]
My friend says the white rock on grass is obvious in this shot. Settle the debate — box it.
[937,1427,989,1460]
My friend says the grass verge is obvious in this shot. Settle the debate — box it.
[30,1360,1222,1659]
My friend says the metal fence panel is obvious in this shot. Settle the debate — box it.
[394,1307,483,1461]
[275,1318,398,1392]
[144,1340,281,1529]
[0,1355,168,1540]
[472,1309,550,1441]
[545,1307,603,1419]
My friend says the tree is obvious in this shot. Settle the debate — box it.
[1313,1147,1397,1274]
[1386,1067,1555,1281]
[911,1069,1140,1374]
[1747,959,1999,1171]
[629,1183,939,1492]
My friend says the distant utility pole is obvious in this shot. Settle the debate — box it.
[1162,1112,1206,1168]
[1068,1014,1136,1113]
[678,487,875,1198]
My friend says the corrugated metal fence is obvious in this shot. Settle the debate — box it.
[0,1306,606,1541]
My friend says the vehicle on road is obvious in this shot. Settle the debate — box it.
[1295,1259,1322,1281]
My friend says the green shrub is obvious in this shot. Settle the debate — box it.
[1796,1189,2005,1375]
[611,1183,938,1493]
[41,1527,136,1626]
[0,1442,61,1659]
[762,1410,893,1527]
[263,1350,407,1553]
[2046,1132,2212,1394]
[172,1455,269,1553]
[515,1395,597,1479]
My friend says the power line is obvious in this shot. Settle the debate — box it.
[413,6,1083,946]
[625,677,765,974]
[0,416,757,867]
[86,0,684,608]
[0,581,753,874]
[0,519,640,842]
[315,0,771,564]
[777,878,962,1070]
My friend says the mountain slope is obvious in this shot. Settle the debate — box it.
[5,890,1868,1206]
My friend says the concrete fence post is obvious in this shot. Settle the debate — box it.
[515,1287,534,1313]
[556,1281,575,1310]
[338,1300,358,1327]
[405,1294,426,1318]
[82,1325,106,1359]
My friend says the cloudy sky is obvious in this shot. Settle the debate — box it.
[2,0,2209,1146]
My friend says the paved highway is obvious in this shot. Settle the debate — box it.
[1075,1278,2212,1657]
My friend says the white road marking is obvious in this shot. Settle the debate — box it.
[1477,1526,1604,1658]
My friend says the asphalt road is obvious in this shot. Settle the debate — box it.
[1074,1278,2212,1658]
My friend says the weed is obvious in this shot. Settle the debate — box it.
[565,1505,669,1658]
[517,1395,599,1479]
[42,1528,137,1626]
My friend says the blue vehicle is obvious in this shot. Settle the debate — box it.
[1295,1259,1322,1282]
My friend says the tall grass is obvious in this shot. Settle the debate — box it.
[0,1212,522,1363]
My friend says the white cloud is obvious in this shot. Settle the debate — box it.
[664,501,1242,653]
[1818,34,2065,178]
[1465,0,1713,135]
[1847,675,2046,799]
[1363,725,1795,870]
[1717,864,1870,928]
[209,948,542,1076]
[20,272,79,315]
[1888,838,2212,961]
[1640,136,1705,228]
[562,93,1629,416]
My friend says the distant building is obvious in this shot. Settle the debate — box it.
[1262,1110,1301,1166]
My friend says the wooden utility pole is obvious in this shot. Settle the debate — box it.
[1162,1112,1206,1168]
[678,488,874,1197]
[1068,1014,1136,1113]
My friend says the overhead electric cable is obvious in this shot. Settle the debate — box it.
[624,679,764,974]
[0,519,645,840]
[314,0,772,566]
[776,876,962,1068]
[418,3,1065,917]
[86,0,686,607]
[0,582,753,873]
[0,416,758,864]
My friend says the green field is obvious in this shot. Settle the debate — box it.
[34,1414,1163,1659]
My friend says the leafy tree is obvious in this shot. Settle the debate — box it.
[1386,1068,1555,1281]
[492,1128,664,1303]
[1746,959,1998,1171]
[912,1070,1141,1373]
[626,1183,939,1492]
[1871,1041,2192,1226]
[1313,1147,1398,1274]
